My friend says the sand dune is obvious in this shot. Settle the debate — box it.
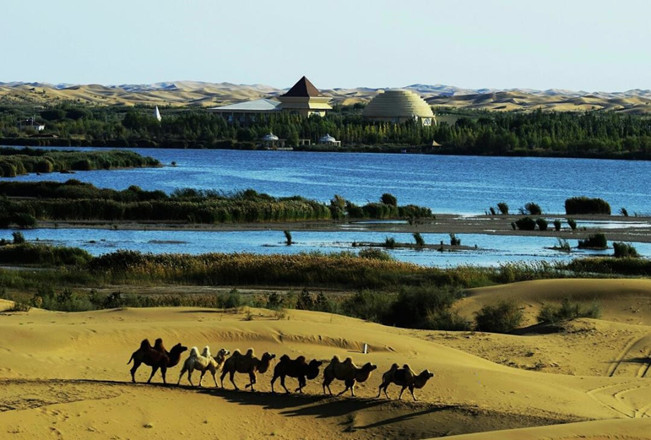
[1,82,649,113]
[1,278,649,439]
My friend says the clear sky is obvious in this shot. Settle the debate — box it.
[2,0,649,92]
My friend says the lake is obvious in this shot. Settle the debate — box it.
[2,147,649,266]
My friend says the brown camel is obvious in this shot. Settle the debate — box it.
[270,354,323,393]
[127,338,187,384]
[220,348,276,391]
[377,363,434,401]
[322,355,377,397]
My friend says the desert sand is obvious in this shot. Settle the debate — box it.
[1,279,649,439]
[2,81,649,113]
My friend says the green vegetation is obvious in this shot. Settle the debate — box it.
[578,233,607,249]
[0,147,159,177]
[567,218,577,231]
[497,202,509,215]
[522,202,542,215]
[536,218,548,231]
[537,298,601,324]
[565,197,611,215]
[474,301,524,333]
[612,242,639,258]
[514,217,537,231]
[553,219,562,231]
[1,243,648,332]
[1,104,650,159]
[0,181,432,224]
[413,232,425,248]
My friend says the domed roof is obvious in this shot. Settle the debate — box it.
[319,133,336,143]
[362,89,434,119]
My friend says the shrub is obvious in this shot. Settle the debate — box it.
[536,218,548,231]
[341,290,394,322]
[497,202,509,215]
[449,234,461,246]
[283,230,292,245]
[620,208,628,217]
[524,202,542,215]
[12,213,36,228]
[613,242,639,258]
[380,193,398,206]
[537,298,601,324]
[474,301,523,333]
[578,233,607,249]
[12,231,25,244]
[413,232,425,247]
[514,217,536,231]
[567,218,577,231]
[554,238,571,252]
[553,219,562,231]
[384,237,396,249]
[358,248,393,261]
[382,286,463,330]
[565,197,611,215]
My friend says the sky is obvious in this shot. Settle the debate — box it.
[2,0,649,92]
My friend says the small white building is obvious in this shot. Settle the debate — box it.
[318,133,341,147]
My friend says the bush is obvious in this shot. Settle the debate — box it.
[524,202,542,215]
[12,231,25,244]
[283,230,292,245]
[449,234,461,246]
[413,232,425,247]
[536,218,548,231]
[381,193,398,206]
[497,202,509,215]
[384,237,396,249]
[553,219,562,231]
[537,298,601,324]
[474,301,523,333]
[357,248,393,261]
[613,242,639,258]
[341,290,394,322]
[382,286,464,330]
[514,217,537,230]
[578,233,607,249]
[567,218,577,231]
[565,197,611,215]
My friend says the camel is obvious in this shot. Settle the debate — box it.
[322,355,377,397]
[220,348,276,391]
[377,363,434,401]
[127,338,187,384]
[177,346,230,387]
[270,354,323,394]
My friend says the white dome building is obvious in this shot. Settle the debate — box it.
[362,89,435,126]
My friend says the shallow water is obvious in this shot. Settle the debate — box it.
[5,228,649,268]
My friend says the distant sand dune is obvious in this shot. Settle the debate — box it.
[1,82,649,112]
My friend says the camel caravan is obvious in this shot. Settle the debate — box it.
[128,338,435,400]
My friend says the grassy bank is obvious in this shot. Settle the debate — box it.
[0,147,160,177]
[0,182,432,224]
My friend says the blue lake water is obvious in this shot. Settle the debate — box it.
[3,147,650,215]
[2,147,650,266]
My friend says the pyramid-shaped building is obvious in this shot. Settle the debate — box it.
[277,76,332,117]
